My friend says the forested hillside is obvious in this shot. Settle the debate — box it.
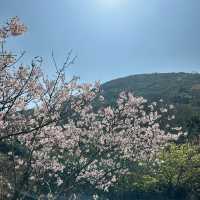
[102,73,200,139]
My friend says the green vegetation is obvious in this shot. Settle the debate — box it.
[107,144,200,200]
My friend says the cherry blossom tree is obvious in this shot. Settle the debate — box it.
[0,17,182,199]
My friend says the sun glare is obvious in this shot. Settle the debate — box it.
[98,0,125,8]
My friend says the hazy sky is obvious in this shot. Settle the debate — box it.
[1,0,200,83]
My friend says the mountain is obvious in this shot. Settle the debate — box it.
[101,72,200,139]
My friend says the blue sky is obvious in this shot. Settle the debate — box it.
[1,0,200,83]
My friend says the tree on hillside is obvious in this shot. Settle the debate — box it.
[0,17,182,199]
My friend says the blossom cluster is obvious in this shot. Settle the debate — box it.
[0,17,27,42]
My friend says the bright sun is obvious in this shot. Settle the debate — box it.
[98,0,124,8]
